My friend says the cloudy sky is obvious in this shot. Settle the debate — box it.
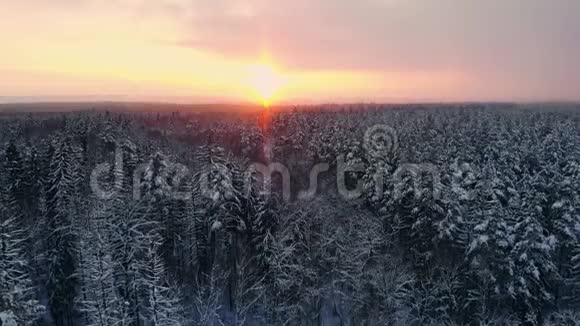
[1,0,579,103]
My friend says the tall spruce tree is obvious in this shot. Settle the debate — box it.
[0,201,44,326]
[43,135,82,326]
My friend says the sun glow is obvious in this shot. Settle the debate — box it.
[248,62,285,107]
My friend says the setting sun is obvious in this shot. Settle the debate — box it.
[248,62,285,107]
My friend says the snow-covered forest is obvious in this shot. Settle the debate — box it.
[1,104,580,326]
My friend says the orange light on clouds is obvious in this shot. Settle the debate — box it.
[0,1,471,105]
[1,1,578,103]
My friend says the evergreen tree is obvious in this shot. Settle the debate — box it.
[108,197,153,326]
[509,180,557,325]
[532,161,580,305]
[77,222,121,326]
[138,236,184,326]
[466,184,514,321]
[192,145,235,282]
[43,136,83,326]
[0,203,44,326]
[391,167,446,275]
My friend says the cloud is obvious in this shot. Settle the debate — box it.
[151,0,579,99]
[170,0,580,77]
[1,0,579,101]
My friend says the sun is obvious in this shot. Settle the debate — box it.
[248,62,285,108]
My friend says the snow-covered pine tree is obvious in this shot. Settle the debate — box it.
[531,160,580,305]
[20,144,43,220]
[545,309,580,326]
[265,202,328,325]
[193,265,226,326]
[108,197,153,326]
[466,178,514,321]
[120,139,140,191]
[230,161,277,270]
[216,161,280,325]
[2,142,28,225]
[142,149,190,279]
[139,152,177,271]
[43,135,83,326]
[138,235,184,326]
[3,142,24,199]
[509,178,557,326]
[240,125,264,161]
[97,112,118,153]
[572,246,580,306]
[438,160,479,252]
[0,203,44,326]
[140,152,171,204]
[79,155,144,326]
[406,267,461,325]
[391,166,445,276]
[163,172,192,282]
[351,245,414,325]
[361,120,400,211]
[192,145,235,283]
[77,220,120,326]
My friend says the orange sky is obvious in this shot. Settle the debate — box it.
[1,0,579,104]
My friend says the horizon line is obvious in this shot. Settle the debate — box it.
[1,96,579,107]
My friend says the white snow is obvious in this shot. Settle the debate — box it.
[0,311,17,326]
[479,235,489,244]
[211,220,223,231]
[551,200,565,209]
